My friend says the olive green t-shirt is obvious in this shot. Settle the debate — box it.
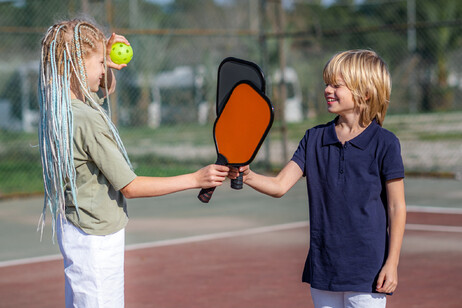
[65,98,137,235]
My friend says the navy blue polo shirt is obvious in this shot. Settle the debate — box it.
[291,117,404,293]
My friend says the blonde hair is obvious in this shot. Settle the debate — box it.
[323,49,391,126]
[38,18,131,239]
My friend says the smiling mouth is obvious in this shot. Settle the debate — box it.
[326,98,337,103]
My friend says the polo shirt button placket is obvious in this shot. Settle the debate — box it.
[339,143,345,177]
[341,142,350,175]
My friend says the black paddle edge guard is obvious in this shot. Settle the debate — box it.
[216,57,266,116]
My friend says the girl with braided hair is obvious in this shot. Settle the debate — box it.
[38,18,229,307]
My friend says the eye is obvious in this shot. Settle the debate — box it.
[325,83,340,89]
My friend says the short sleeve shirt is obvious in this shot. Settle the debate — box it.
[291,118,404,293]
[65,98,137,236]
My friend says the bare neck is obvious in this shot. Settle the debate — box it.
[335,116,369,144]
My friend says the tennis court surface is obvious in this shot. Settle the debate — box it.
[0,178,461,307]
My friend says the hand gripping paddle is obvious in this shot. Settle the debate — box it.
[197,78,274,203]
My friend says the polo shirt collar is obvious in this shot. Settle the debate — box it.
[322,117,380,150]
[322,119,339,146]
[350,119,379,149]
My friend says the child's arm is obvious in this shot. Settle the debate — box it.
[99,33,130,96]
[100,68,116,97]
[120,164,229,199]
[233,161,303,198]
[376,178,406,294]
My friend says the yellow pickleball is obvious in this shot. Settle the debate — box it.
[110,43,133,65]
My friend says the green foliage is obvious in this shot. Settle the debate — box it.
[0,150,43,196]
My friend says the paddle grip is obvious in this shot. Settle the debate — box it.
[198,154,228,203]
[231,172,243,190]
[197,186,215,203]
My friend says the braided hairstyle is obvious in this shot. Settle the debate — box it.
[38,19,131,239]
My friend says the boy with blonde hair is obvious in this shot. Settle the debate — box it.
[231,49,406,308]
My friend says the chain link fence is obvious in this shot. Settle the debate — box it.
[0,0,461,197]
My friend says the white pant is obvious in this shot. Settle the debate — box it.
[57,217,125,308]
[311,287,386,308]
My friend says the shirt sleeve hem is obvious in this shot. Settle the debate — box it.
[291,157,305,176]
[383,172,405,182]
[113,171,137,191]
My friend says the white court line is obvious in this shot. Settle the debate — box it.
[125,221,310,251]
[407,205,462,214]
[0,254,62,268]
[0,221,309,268]
[1,205,461,269]
[406,224,462,233]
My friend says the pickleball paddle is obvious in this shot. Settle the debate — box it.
[198,80,274,203]
[216,57,268,190]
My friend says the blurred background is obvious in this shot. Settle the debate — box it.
[1,0,461,197]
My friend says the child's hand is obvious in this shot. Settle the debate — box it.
[195,164,230,189]
[229,165,250,181]
[376,262,398,294]
[106,33,130,70]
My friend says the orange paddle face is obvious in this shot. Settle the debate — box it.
[214,82,273,166]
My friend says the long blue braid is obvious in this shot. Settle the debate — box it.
[38,21,132,240]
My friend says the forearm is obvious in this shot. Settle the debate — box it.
[386,202,406,266]
[100,69,116,97]
[385,179,407,267]
[245,171,285,198]
[245,161,302,198]
[121,164,229,199]
[121,174,198,199]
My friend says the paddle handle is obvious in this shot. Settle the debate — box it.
[231,172,243,190]
[198,154,228,204]
[198,187,215,203]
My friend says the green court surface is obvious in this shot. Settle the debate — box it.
[0,177,460,263]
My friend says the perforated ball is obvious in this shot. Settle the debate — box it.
[110,43,133,65]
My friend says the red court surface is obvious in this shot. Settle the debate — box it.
[0,210,461,308]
